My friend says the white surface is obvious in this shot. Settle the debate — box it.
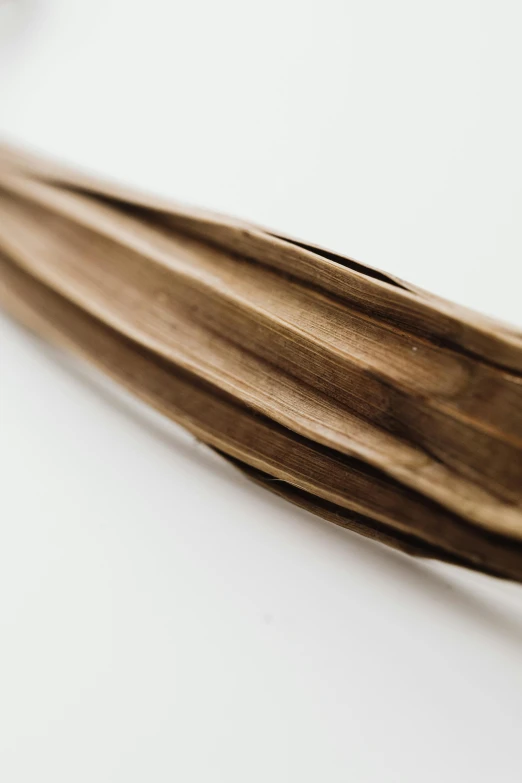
[1,2,522,781]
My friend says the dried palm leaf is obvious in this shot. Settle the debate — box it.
[0,144,521,581]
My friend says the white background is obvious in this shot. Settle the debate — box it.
[1,1,522,781]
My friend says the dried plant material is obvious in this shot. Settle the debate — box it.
[0,144,521,582]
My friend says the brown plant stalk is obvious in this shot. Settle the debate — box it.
[0,144,521,581]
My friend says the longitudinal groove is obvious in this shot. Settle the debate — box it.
[0,143,521,582]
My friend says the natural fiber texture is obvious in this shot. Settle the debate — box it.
[1,144,521,581]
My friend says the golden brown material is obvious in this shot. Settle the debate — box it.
[0,144,521,581]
